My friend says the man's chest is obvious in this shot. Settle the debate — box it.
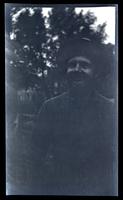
[50,105,104,156]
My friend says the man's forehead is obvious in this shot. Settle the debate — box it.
[68,56,91,64]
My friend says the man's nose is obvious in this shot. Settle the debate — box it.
[75,63,80,71]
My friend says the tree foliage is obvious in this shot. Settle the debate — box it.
[46,6,107,68]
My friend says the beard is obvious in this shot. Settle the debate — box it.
[67,71,94,98]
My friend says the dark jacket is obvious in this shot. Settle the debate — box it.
[32,90,117,195]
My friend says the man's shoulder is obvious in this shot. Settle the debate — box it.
[45,92,69,106]
[39,92,69,113]
[94,91,115,105]
[94,91,115,117]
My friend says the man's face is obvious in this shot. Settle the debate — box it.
[66,56,93,89]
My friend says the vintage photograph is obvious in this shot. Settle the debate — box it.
[5,4,118,195]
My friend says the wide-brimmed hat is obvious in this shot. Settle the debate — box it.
[56,37,113,77]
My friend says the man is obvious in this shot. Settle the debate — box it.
[32,37,117,195]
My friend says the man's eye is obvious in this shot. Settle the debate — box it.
[80,65,88,69]
[68,62,75,68]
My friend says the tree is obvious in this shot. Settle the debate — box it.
[47,6,107,68]
[6,6,48,90]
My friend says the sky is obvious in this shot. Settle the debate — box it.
[42,6,116,44]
